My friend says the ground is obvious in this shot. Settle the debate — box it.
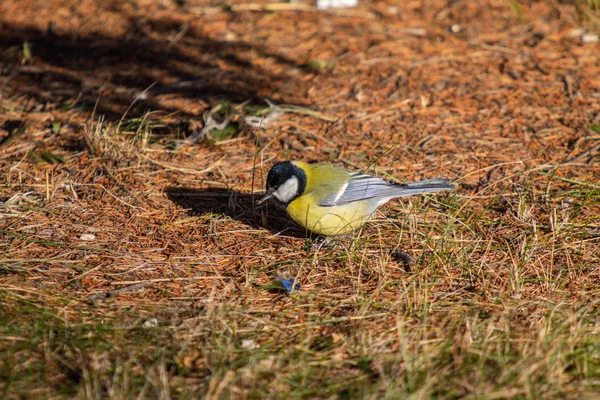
[1,0,600,398]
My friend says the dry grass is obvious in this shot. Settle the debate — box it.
[1,0,600,398]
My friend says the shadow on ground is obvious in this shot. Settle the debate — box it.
[165,187,307,238]
[0,12,305,122]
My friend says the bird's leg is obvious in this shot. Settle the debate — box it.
[305,235,349,252]
[312,236,333,251]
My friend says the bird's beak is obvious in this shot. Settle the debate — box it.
[256,191,273,205]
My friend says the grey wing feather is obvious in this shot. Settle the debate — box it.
[319,173,454,207]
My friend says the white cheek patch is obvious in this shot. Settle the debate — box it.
[273,176,299,203]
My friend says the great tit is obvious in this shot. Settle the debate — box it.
[258,161,455,236]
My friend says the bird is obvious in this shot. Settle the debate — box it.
[257,161,455,236]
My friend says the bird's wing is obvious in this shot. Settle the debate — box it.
[318,173,453,207]
[318,173,399,206]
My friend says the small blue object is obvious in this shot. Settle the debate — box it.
[276,276,300,292]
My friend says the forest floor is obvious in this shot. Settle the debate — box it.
[1,0,600,398]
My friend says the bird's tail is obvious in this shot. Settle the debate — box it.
[395,178,455,197]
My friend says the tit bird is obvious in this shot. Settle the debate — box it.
[258,161,455,236]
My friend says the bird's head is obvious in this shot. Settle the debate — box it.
[257,161,307,206]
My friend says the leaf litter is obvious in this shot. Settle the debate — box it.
[0,0,599,398]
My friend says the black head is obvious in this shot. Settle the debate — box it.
[260,161,307,205]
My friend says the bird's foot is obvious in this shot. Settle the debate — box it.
[304,236,348,252]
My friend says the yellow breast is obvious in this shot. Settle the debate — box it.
[286,195,373,236]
